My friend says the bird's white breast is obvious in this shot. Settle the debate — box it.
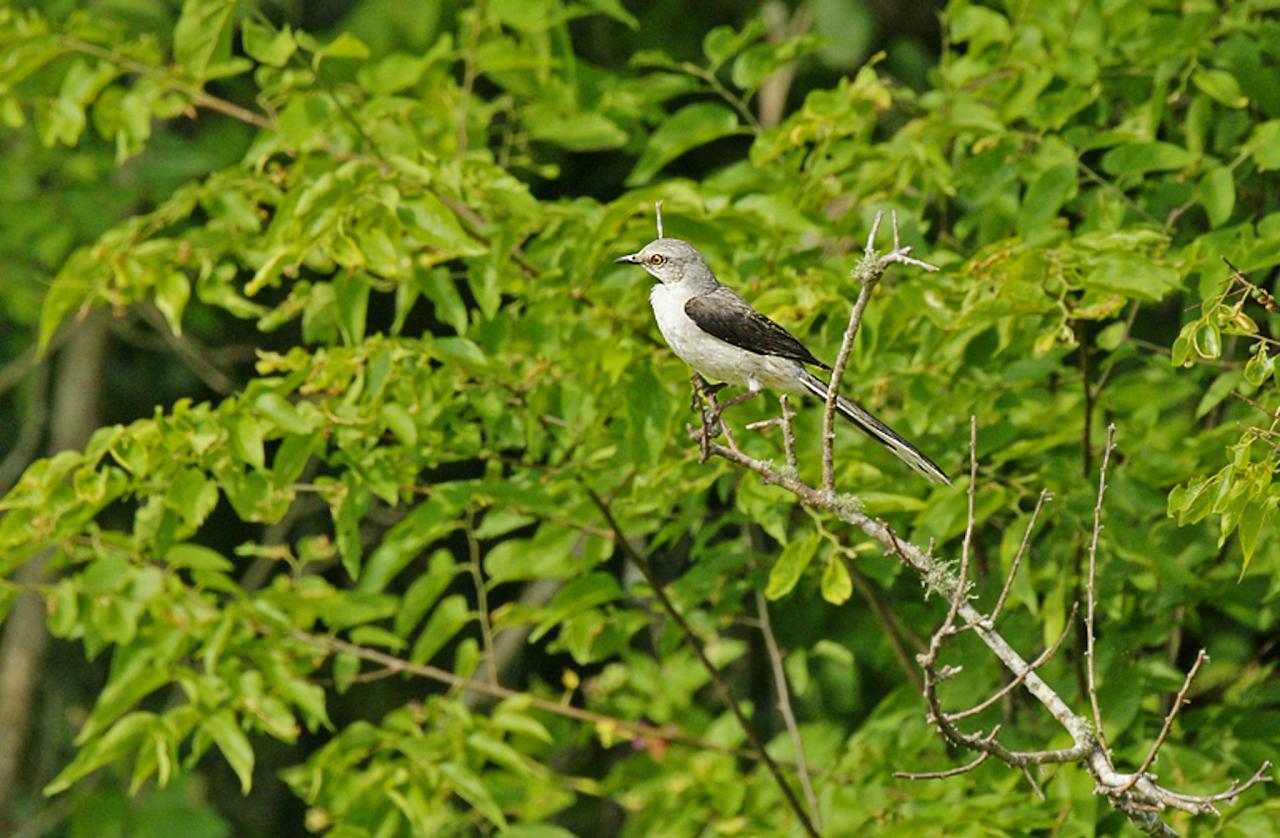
[648,283,806,394]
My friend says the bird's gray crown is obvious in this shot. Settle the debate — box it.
[615,237,718,289]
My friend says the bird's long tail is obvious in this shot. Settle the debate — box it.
[798,369,950,485]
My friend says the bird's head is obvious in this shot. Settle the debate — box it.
[614,238,712,287]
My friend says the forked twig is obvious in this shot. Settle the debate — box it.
[988,489,1051,626]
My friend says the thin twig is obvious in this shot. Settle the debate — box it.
[754,591,820,830]
[822,213,885,491]
[63,37,274,129]
[294,631,809,772]
[896,738,995,780]
[1115,649,1209,795]
[134,304,238,394]
[780,394,797,470]
[585,488,819,838]
[1085,424,1116,757]
[989,489,1051,625]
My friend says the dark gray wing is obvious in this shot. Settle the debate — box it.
[685,287,829,369]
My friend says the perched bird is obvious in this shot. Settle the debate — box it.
[615,237,950,485]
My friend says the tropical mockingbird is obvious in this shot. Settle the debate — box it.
[615,237,950,485]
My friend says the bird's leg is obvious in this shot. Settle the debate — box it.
[706,385,762,455]
[690,373,726,412]
[689,373,726,462]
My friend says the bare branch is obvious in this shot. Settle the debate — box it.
[989,489,1051,625]
[1116,649,1209,795]
[755,591,820,830]
[692,428,1271,827]
[1085,424,1117,757]
[896,748,991,781]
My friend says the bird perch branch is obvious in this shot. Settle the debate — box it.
[684,224,1271,833]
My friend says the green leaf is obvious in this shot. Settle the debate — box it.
[764,533,819,600]
[702,21,767,70]
[1192,68,1247,108]
[485,526,582,582]
[415,268,468,335]
[438,761,508,830]
[1020,164,1075,233]
[730,34,823,92]
[165,543,232,572]
[1100,142,1193,176]
[1198,166,1235,226]
[242,19,296,67]
[395,549,461,637]
[78,645,174,744]
[45,713,155,796]
[1193,321,1222,359]
[579,0,639,29]
[432,337,489,372]
[1238,501,1266,568]
[203,711,255,794]
[230,414,265,470]
[820,556,852,605]
[380,403,417,448]
[529,573,624,642]
[334,273,369,345]
[626,103,744,186]
[358,498,459,593]
[1246,120,1280,171]
[1084,253,1180,301]
[399,196,487,257]
[254,392,313,436]
[173,0,239,79]
[526,110,628,152]
[410,594,471,664]
[154,272,190,335]
[312,32,370,66]
[38,271,89,352]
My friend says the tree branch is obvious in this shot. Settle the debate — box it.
[585,488,820,838]
[754,590,820,830]
[692,402,1270,828]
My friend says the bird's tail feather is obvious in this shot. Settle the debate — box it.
[799,370,950,485]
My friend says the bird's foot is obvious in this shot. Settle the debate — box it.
[689,374,726,414]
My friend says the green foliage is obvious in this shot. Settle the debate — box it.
[2,0,1279,833]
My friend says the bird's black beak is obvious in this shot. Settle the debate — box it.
[614,253,640,264]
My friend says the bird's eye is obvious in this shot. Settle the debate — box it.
[649,254,665,266]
